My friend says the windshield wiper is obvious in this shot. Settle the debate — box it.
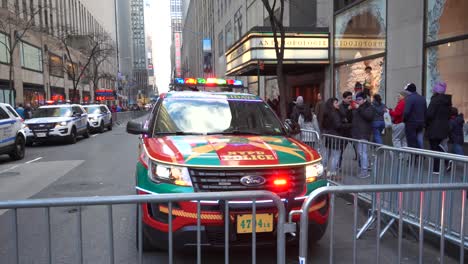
[154,131,205,135]
[207,130,263,135]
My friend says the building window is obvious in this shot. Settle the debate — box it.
[218,31,224,57]
[334,0,386,98]
[0,32,10,64]
[425,0,468,141]
[49,53,63,77]
[334,0,362,12]
[234,7,243,40]
[225,21,232,50]
[20,41,43,72]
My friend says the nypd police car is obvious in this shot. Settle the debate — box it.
[0,103,26,160]
[24,104,89,145]
[83,104,112,133]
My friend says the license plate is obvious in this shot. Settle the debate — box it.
[36,133,46,137]
[236,213,273,234]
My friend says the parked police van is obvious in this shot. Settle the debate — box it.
[83,104,112,133]
[0,103,26,160]
[24,104,89,145]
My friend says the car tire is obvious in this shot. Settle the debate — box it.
[83,125,90,138]
[99,121,105,133]
[108,119,113,130]
[9,136,25,160]
[68,127,77,144]
[136,207,156,252]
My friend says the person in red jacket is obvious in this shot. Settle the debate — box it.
[389,90,410,148]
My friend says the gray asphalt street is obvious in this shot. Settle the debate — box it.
[0,117,459,263]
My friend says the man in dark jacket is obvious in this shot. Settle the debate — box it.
[352,92,375,178]
[426,82,452,173]
[339,91,353,138]
[403,83,427,148]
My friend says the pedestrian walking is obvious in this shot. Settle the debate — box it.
[389,90,410,148]
[448,107,465,156]
[352,92,375,178]
[314,92,325,130]
[426,82,452,173]
[403,83,427,148]
[290,96,315,144]
[322,97,351,176]
[371,94,386,144]
[338,91,358,166]
[24,103,33,119]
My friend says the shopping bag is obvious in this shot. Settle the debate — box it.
[383,111,392,128]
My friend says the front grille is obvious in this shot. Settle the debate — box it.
[29,123,55,131]
[189,167,306,197]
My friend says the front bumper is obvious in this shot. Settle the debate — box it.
[88,118,102,128]
[25,126,70,141]
[138,189,329,248]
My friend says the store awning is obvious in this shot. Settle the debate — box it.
[225,27,330,76]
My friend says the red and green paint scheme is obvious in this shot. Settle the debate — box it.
[136,134,328,235]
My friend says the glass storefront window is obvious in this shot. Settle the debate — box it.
[49,54,64,77]
[0,32,10,64]
[426,0,468,42]
[334,0,386,63]
[20,42,43,72]
[425,39,468,140]
[335,57,385,98]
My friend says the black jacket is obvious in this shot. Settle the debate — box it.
[291,104,312,123]
[404,92,427,124]
[372,102,386,122]
[322,109,350,136]
[351,101,374,140]
[449,114,465,145]
[426,94,452,140]
[339,102,353,137]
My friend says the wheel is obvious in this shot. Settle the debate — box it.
[68,127,77,144]
[9,136,25,160]
[83,126,90,138]
[136,206,156,252]
[99,121,105,133]
[108,119,113,130]
[25,138,33,147]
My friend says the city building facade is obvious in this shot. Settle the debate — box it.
[170,0,183,79]
[0,0,118,106]
[130,0,148,104]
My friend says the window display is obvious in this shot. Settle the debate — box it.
[426,0,468,42]
[336,57,385,98]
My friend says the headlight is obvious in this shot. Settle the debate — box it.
[305,163,324,183]
[56,121,68,127]
[89,117,97,121]
[149,161,192,186]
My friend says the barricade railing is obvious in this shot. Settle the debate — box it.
[298,129,321,152]
[292,183,468,264]
[358,146,468,243]
[319,134,382,190]
[0,191,289,264]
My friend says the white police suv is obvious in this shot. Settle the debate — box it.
[0,103,26,160]
[83,104,112,133]
[24,104,89,145]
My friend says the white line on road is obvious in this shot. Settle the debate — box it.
[0,165,19,174]
[91,134,98,137]
[25,157,43,164]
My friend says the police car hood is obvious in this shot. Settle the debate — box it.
[25,117,74,124]
[87,113,102,118]
[143,135,320,167]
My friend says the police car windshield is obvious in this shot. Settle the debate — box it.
[84,106,100,114]
[153,97,284,136]
[33,107,73,118]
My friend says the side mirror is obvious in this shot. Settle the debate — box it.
[284,119,300,135]
[127,120,148,135]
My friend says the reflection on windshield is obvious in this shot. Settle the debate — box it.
[153,98,284,136]
[33,107,72,118]
[84,106,100,114]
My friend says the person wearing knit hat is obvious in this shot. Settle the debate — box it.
[426,81,452,173]
[403,82,426,149]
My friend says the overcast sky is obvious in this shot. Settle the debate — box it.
[151,0,171,93]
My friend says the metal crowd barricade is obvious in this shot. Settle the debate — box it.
[319,134,382,190]
[298,129,321,152]
[292,183,468,264]
[0,191,288,264]
[357,146,468,245]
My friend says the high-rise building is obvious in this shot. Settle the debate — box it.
[130,0,148,104]
[170,0,183,79]
[144,0,157,97]
[116,0,134,103]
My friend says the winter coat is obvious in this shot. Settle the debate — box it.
[314,101,325,129]
[372,102,386,122]
[404,92,427,124]
[449,114,465,145]
[322,109,351,149]
[389,99,405,124]
[351,101,374,140]
[426,94,452,140]
[339,102,353,138]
